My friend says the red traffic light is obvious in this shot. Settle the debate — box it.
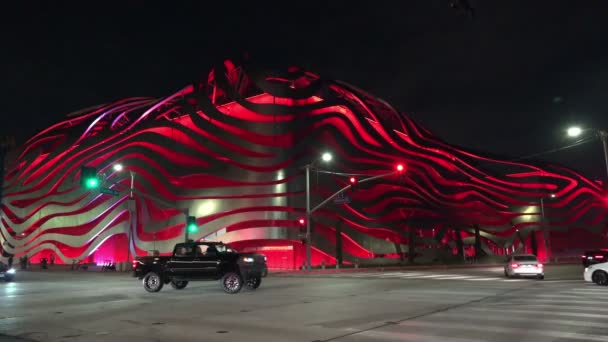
[396,164,404,172]
[298,218,305,225]
[349,177,357,184]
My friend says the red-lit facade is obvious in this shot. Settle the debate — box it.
[1,59,607,268]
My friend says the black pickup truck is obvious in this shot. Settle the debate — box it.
[132,241,268,294]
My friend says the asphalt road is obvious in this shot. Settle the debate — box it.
[1,265,607,342]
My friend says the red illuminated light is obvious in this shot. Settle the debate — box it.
[349,177,356,184]
[594,255,605,259]
[396,164,404,172]
[298,218,305,225]
[537,263,543,268]
[511,263,520,268]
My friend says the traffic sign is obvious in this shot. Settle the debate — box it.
[100,187,119,196]
[333,193,351,204]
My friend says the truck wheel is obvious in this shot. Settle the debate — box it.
[245,277,261,290]
[171,280,188,290]
[143,272,164,293]
[221,272,243,294]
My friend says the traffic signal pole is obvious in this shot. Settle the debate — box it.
[184,208,190,243]
[311,171,399,214]
[304,169,403,270]
[305,165,311,270]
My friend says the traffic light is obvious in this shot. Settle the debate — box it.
[186,216,197,233]
[297,218,306,243]
[80,166,99,189]
[396,164,405,172]
[349,176,357,192]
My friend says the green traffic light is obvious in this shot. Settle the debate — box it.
[86,178,99,188]
[187,224,197,233]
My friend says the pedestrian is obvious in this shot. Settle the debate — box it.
[7,255,13,268]
[50,254,55,266]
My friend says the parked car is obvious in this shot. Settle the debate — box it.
[0,262,15,282]
[504,254,544,279]
[583,261,608,286]
[132,241,268,294]
[581,250,608,267]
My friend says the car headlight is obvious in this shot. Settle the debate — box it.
[7,268,16,274]
[243,257,254,263]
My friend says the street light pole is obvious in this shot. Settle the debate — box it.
[305,164,312,270]
[599,130,608,180]
[567,126,608,179]
[540,197,550,262]
[126,171,135,267]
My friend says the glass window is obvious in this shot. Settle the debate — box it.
[214,244,237,253]
[197,245,209,255]
[513,255,537,262]
[175,246,194,257]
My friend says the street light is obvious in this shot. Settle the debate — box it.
[566,126,608,179]
[304,152,332,270]
[113,163,123,172]
[567,126,582,137]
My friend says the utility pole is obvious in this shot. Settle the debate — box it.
[599,130,608,180]
[540,197,550,262]
[305,164,312,270]
[126,171,135,267]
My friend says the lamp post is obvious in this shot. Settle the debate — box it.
[540,193,555,263]
[126,170,135,266]
[304,152,332,270]
[567,126,608,179]
[110,163,135,268]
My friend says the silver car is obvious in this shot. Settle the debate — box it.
[504,254,544,279]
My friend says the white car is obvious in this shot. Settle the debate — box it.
[504,254,544,279]
[584,261,608,286]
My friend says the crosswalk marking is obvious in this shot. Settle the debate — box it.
[335,283,608,341]
[396,320,608,341]
[462,277,501,281]
[469,306,607,319]
[435,311,608,329]
[324,271,535,282]
[355,330,487,342]
[434,276,477,280]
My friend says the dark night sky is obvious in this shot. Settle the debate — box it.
[2,1,608,179]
